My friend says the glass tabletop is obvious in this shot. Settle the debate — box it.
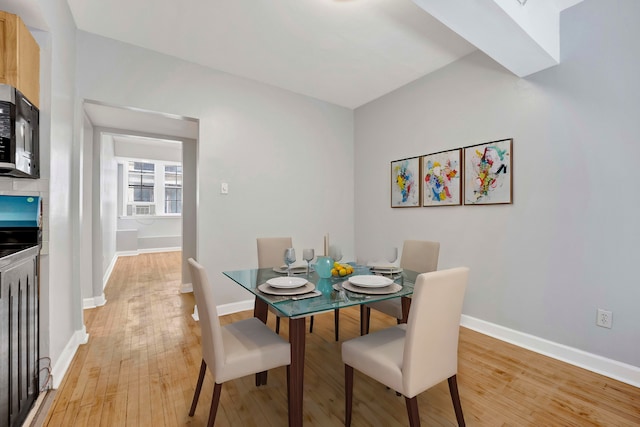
[223,264,419,318]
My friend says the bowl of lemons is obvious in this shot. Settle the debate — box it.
[331,262,354,277]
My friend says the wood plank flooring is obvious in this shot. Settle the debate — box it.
[42,252,640,426]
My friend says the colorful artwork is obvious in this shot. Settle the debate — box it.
[422,149,462,206]
[464,139,512,205]
[391,157,421,207]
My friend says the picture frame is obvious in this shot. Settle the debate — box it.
[422,148,462,206]
[391,157,421,207]
[463,138,513,205]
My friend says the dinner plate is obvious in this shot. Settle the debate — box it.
[266,277,308,289]
[370,267,403,275]
[273,265,311,274]
[348,275,393,288]
[341,281,402,295]
[258,282,316,296]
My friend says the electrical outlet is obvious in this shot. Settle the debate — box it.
[220,182,229,194]
[596,309,612,329]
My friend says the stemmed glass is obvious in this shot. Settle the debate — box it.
[386,247,398,264]
[284,248,296,277]
[329,245,343,263]
[302,248,314,275]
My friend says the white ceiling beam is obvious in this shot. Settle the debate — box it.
[412,0,574,77]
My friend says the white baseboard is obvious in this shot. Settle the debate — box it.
[51,326,90,389]
[82,293,107,309]
[102,255,119,290]
[218,299,254,316]
[461,315,640,388]
[138,246,181,254]
[115,247,181,258]
[191,299,254,322]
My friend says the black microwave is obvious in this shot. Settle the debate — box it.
[0,84,39,178]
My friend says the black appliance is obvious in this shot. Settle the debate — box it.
[0,84,40,179]
[0,195,41,427]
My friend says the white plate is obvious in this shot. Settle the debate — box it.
[266,276,308,289]
[258,282,316,296]
[341,281,402,295]
[370,267,403,275]
[273,265,311,274]
[348,275,393,288]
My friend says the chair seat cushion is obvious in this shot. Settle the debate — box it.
[365,298,403,319]
[216,317,291,383]
[342,325,407,394]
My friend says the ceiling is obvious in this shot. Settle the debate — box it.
[65,0,478,109]
[0,0,582,141]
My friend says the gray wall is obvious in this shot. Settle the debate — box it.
[354,0,640,367]
[76,31,355,306]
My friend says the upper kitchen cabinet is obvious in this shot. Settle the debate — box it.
[0,11,39,108]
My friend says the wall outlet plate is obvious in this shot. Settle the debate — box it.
[596,308,612,329]
[220,182,229,194]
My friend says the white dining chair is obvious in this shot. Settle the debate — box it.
[342,267,469,427]
[257,237,340,341]
[362,240,440,334]
[187,258,291,426]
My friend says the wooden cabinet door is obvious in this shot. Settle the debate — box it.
[0,11,40,108]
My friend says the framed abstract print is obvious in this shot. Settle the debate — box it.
[391,157,421,207]
[463,139,513,205]
[422,149,462,206]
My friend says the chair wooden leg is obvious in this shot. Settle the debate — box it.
[189,359,207,416]
[345,365,354,427]
[448,375,466,427]
[334,309,340,341]
[405,395,420,427]
[207,382,222,427]
[275,316,281,334]
[309,315,314,333]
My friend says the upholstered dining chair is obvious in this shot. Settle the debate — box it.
[342,267,469,427]
[187,258,291,426]
[257,237,340,341]
[362,240,440,334]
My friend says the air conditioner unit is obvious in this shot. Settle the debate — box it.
[126,204,155,216]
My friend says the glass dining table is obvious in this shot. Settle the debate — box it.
[222,264,420,427]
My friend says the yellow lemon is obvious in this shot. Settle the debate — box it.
[339,268,347,277]
[331,268,338,276]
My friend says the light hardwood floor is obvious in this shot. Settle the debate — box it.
[42,252,640,426]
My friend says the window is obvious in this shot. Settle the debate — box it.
[164,165,182,214]
[128,161,155,202]
[122,160,182,216]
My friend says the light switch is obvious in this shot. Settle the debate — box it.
[221,182,229,194]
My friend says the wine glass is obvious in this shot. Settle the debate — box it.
[302,248,314,275]
[329,245,343,263]
[386,247,398,264]
[284,248,296,277]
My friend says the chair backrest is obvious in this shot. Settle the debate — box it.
[257,237,293,268]
[188,258,225,377]
[402,267,469,397]
[400,240,440,273]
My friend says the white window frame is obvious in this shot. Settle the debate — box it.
[121,159,182,217]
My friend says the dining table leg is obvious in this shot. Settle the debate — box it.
[254,298,269,386]
[359,305,369,336]
[401,296,411,324]
[288,317,306,427]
